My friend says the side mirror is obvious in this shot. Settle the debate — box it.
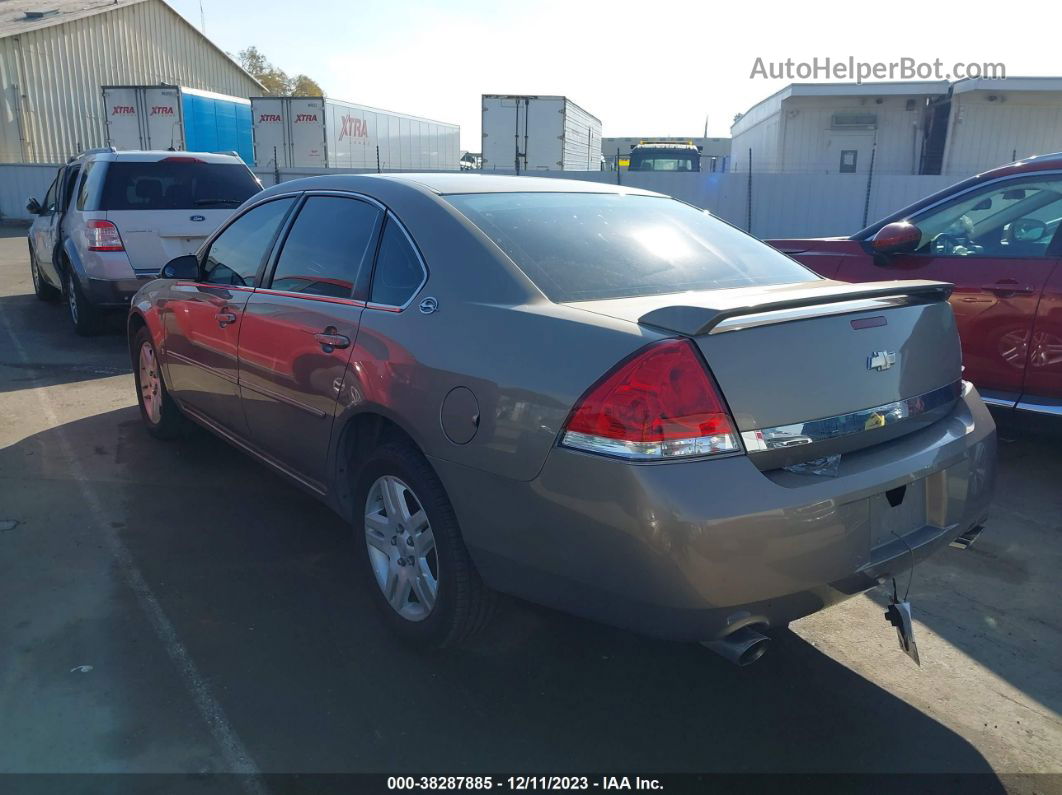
[1010,217,1047,242]
[871,221,922,256]
[25,197,41,215]
[160,254,199,280]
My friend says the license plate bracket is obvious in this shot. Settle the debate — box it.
[870,478,928,549]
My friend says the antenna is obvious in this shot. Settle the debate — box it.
[703,114,708,138]
[199,0,206,33]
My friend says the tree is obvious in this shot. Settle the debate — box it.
[237,46,323,97]
[290,74,324,97]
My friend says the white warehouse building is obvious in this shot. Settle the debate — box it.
[730,77,1062,177]
[941,77,1062,176]
[729,82,949,175]
[0,0,262,163]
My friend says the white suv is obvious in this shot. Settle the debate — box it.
[27,149,261,334]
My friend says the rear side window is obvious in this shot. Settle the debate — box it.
[369,219,425,307]
[203,198,295,286]
[270,196,381,298]
[99,161,260,211]
[445,193,816,302]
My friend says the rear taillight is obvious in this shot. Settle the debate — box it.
[561,339,741,460]
[87,220,124,251]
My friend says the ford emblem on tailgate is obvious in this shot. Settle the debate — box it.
[867,351,897,371]
[190,214,205,222]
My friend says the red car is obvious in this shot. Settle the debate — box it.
[771,154,1062,418]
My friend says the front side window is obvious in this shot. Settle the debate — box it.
[61,166,80,211]
[445,192,815,302]
[270,196,381,299]
[910,176,1062,258]
[41,178,58,215]
[369,219,425,307]
[99,161,260,211]
[203,198,295,286]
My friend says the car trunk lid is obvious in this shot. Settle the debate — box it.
[105,209,233,272]
[567,279,962,468]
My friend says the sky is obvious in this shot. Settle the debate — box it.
[167,0,1061,152]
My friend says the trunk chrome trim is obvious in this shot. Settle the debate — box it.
[710,296,909,334]
[742,381,964,453]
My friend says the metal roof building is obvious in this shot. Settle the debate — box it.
[0,0,263,163]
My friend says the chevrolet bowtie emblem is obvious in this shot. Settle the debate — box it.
[868,351,897,371]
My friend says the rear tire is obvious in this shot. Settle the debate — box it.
[353,441,496,648]
[65,269,101,336]
[133,326,183,439]
[29,245,60,302]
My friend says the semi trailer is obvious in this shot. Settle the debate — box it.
[481,95,602,172]
[251,96,460,170]
[102,85,253,163]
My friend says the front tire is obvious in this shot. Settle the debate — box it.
[65,269,101,336]
[29,245,60,302]
[354,441,495,648]
[133,327,183,439]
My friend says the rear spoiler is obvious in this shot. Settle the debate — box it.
[637,280,954,337]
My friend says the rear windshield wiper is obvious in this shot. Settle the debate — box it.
[194,198,242,206]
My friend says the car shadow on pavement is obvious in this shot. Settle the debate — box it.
[0,405,1007,782]
[0,293,130,393]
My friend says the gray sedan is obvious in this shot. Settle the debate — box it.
[128,174,996,663]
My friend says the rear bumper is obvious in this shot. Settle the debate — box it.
[432,383,996,641]
[84,276,153,308]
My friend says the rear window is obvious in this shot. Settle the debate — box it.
[629,152,699,172]
[445,192,816,302]
[99,161,260,211]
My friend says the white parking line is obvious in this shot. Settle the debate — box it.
[0,305,267,793]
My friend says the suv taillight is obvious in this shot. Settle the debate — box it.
[561,339,741,460]
[87,220,124,252]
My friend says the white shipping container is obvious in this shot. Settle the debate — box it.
[101,85,254,162]
[481,95,603,172]
[251,97,460,170]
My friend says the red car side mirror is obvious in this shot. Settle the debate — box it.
[871,222,922,256]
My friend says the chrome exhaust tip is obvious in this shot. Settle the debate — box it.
[700,626,770,666]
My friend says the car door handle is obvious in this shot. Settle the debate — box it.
[981,281,1036,296]
[214,310,237,327]
[314,331,350,351]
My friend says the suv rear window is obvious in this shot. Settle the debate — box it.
[99,161,260,211]
[445,192,816,302]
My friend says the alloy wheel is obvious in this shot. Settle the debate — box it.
[67,273,79,324]
[364,475,438,621]
[138,341,162,425]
